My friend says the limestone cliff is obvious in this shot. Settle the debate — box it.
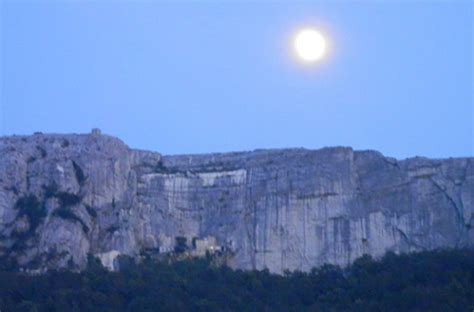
[0,131,472,273]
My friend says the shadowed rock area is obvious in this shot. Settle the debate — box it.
[0,130,472,273]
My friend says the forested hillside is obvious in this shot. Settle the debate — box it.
[1,249,473,311]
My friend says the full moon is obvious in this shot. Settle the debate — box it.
[294,29,327,62]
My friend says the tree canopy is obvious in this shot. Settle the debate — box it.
[0,249,473,311]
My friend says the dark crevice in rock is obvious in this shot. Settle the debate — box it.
[72,161,87,186]
[428,178,464,227]
[297,192,339,200]
[394,227,424,250]
[85,205,97,218]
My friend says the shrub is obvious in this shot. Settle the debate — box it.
[106,225,119,234]
[14,195,46,237]
[174,236,188,253]
[86,253,105,273]
[52,208,89,233]
[42,183,59,198]
[36,145,47,158]
[56,192,81,207]
[154,161,180,174]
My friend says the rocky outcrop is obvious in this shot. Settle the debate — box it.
[0,131,472,273]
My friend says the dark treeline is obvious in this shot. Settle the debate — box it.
[1,249,473,312]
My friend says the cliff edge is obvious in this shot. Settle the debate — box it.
[0,131,472,273]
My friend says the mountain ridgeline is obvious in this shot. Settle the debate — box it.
[0,130,472,273]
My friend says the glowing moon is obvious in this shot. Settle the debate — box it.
[294,29,327,62]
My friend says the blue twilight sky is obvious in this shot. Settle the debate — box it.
[0,1,472,159]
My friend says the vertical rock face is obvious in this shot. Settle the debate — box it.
[0,132,472,273]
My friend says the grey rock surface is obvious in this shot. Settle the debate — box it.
[0,131,472,273]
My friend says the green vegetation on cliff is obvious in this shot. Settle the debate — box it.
[0,249,473,312]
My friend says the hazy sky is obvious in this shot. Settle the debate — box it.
[1,1,472,159]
